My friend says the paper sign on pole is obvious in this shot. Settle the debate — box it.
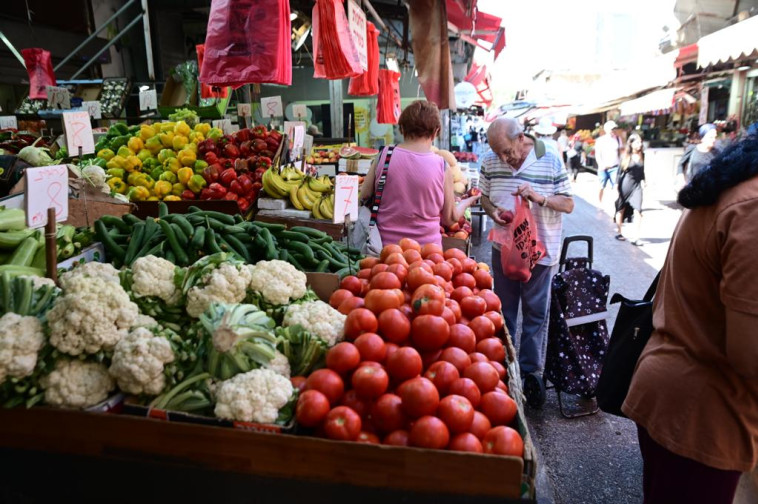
[0,116,18,129]
[292,104,308,119]
[139,89,158,111]
[284,121,307,160]
[24,165,69,227]
[237,103,251,117]
[212,119,234,135]
[348,0,368,72]
[333,174,360,224]
[304,134,314,157]
[46,86,71,109]
[82,101,102,120]
[62,111,95,155]
[261,96,283,118]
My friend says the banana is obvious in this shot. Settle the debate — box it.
[270,170,295,198]
[312,197,324,219]
[319,195,334,219]
[308,176,331,193]
[319,175,333,188]
[262,168,285,198]
[302,183,324,203]
[290,184,304,210]
[297,184,316,210]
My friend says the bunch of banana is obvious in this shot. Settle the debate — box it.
[262,167,301,199]
[307,175,333,193]
[281,166,305,182]
[290,175,335,212]
[311,191,335,220]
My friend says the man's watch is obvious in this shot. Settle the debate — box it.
[539,195,548,207]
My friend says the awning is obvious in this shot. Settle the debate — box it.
[675,43,698,67]
[447,1,505,59]
[697,15,758,68]
[464,57,493,107]
[619,88,677,116]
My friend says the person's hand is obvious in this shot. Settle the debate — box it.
[512,182,543,204]
[491,207,513,227]
[461,194,481,207]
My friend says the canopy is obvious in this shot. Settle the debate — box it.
[446,1,506,59]
[697,15,758,68]
[619,88,677,116]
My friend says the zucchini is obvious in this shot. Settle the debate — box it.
[0,229,35,249]
[9,236,40,267]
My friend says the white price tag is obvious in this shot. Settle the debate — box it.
[292,104,308,119]
[284,121,307,159]
[237,103,251,117]
[261,96,283,118]
[304,134,314,157]
[82,101,102,120]
[62,111,95,155]
[333,175,360,224]
[0,116,18,129]
[46,86,71,110]
[24,165,69,228]
[139,89,158,111]
[212,119,234,135]
[348,0,368,72]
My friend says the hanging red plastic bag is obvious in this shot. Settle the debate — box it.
[22,48,56,99]
[494,197,546,282]
[377,69,401,124]
[348,22,379,96]
[196,44,228,99]
[199,0,291,87]
[312,0,362,80]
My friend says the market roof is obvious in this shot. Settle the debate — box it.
[697,15,758,68]
[619,87,678,116]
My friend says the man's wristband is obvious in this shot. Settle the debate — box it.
[539,195,548,207]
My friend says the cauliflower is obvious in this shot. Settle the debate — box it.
[186,263,253,318]
[59,261,120,290]
[0,313,45,385]
[82,165,106,188]
[130,255,182,305]
[131,314,159,330]
[22,275,57,290]
[265,350,291,378]
[214,368,293,424]
[41,359,115,409]
[283,300,346,346]
[108,327,175,396]
[248,260,307,306]
[48,275,139,355]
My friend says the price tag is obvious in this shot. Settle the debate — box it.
[292,104,307,119]
[237,103,251,117]
[348,0,368,71]
[46,86,71,109]
[82,101,102,120]
[0,116,18,129]
[24,165,69,228]
[139,89,158,111]
[304,134,314,157]
[284,121,307,160]
[62,111,95,155]
[333,174,359,224]
[261,96,283,118]
[212,119,234,135]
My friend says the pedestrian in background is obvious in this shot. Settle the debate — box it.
[676,123,720,188]
[614,134,646,244]
[568,134,584,182]
[594,120,623,203]
[557,129,570,165]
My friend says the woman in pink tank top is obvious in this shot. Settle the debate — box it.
[359,100,480,248]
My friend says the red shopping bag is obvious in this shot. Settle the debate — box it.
[348,22,380,96]
[377,69,402,124]
[312,0,362,79]
[196,44,228,99]
[501,197,546,282]
[22,48,56,99]
[199,0,291,87]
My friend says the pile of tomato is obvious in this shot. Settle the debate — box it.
[293,239,524,457]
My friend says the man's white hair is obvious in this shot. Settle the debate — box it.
[488,117,523,141]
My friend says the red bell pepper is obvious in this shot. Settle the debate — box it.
[219,168,237,186]
[252,125,268,139]
[238,174,254,194]
[253,167,266,183]
[181,189,196,200]
[259,149,274,159]
[268,129,282,142]
[236,128,251,143]
[246,156,260,171]
[256,157,273,170]
[234,158,248,173]
[204,151,219,165]
[252,138,267,153]
[237,196,251,213]
[208,182,227,199]
[250,181,262,195]
[197,139,217,157]
[239,140,253,157]
[265,136,279,152]
[224,192,239,201]
[202,164,221,184]
[199,188,214,200]
[229,179,244,195]
[218,157,234,170]
[223,143,240,159]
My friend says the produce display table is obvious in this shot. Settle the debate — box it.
[255,209,344,240]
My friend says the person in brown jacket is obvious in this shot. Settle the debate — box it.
[623,125,758,504]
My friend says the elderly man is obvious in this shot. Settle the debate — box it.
[480,117,574,407]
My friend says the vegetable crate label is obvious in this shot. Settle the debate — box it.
[261,96,283,118]
[333,174,359,224]
[82,101,102,120]
[62,111,95,155]
[24,165,69,227]
[46,86,71,109]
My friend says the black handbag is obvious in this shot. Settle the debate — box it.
[595,272,660,417]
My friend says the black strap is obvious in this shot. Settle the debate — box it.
[643,271,661,302]
[369,145,395,227]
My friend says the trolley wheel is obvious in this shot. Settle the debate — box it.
[523,372,546,409]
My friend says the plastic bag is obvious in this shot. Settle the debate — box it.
[377,69,402,124]
[493,197,546,283]
[196,45,228,99]
[312,0,362,79]
[348,22,380,96]
[199,0,291,86]
[21,48,56,99]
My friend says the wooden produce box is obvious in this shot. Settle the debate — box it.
[442,235,472,256]
[255,209,344,240]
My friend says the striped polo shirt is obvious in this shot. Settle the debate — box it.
[480,146,572,266]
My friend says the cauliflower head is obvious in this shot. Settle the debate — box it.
[48,276,139,355]
[131,255,182,305]
[265,350,291,378]
[41,359,115,409]
[21,275,57,290]
[108,327,175,396]
[82,165,107,188]
[248,260,307,306]
[59,261,120,290]
[214,368,293,424]
[283,300,346,346]
[186,263,253,318]
[0,313,45,385]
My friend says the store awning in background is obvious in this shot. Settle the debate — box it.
[697,15,758,68]
[619,88,678,116]
[447,0,506,59]
[464,56,493,107]
[675,43,698,67]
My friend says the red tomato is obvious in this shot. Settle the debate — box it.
[437,394,475,433]
[411,315,450,350]
[496,380,509,393]
[448,377,482,408]
[427,252,445,264]
[344,308,379,340]
[482,426,524,457]
[470,411,492,440]
[340,276,362,296]
[326,342,361,374]
[371,264,390,277]
[398,238,421,252]
[370,272,402,290]
[329,289,354,309]
[451,286,474,303]
[377,308,411,344]
[469,351,489,363]
[370,393,407,434]
[490,360,507,379]
[324,406,362,441]
[352,364,389,399]
[357,268,372,280]
[406,267,436,291]
[473,270,494,291]
[385,342,399,359]
[441,307,456,325]
[408,260,434,273]
[447,324,477,353]
[439,347,472,373]
[296,389,331,428]
[385,346,423,381]
[383,429,410,446]
[445,299,462,321]
[478,290,502,312]
[360,257,380,269]
[424,361,460,395]
[432,261,454,282]
[480,391,518,426]
[338,296,365,315]
[305,369,345,405]
[384,252,409,268]
[447,258,463,276]
[380,244,404,262]
[360,279,370,297]
[386,263,408,284]
[399,304,414,319]
[398,377,440,418]
[358,361,384,369]
[476,338,506,363]
[357,431,380,444]
[460,296,487,319]
[469,315,496,341]
[354,333,387,362]
[463,362,500,393]
[411,284,446,315]
[364,289,403,314]
[453,273,477,289]
[443,248,467,262]
[409,415,450,449]
[448,432,483,453]
[403,249,422,264]
[484,310,505,333]
[340,389,372,419]
[420,243,444,259]
[461,258,478,274]
[290,375,307,392]
[420,349,443,370]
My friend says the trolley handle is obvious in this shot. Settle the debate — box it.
[559,235,593,270]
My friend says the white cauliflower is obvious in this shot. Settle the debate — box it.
[48,275,139,355]
[214,368,293,424]
[265,350,291,378]
[59,261,120,290]
[82,165,106,188]
[186,263,253,318]
[248,260,307,306]
[41,359,115,409]
[108,327,175,396]
[131,255,182,305]
[283,300,346,346]
[131,314,159,330]
[21,275,57,290]
[0,313,45,385]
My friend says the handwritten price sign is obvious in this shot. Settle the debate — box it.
[348,0,368,72]
[25,165,69,228]
[261,96,283,118]
[292,104,307,119]
[62,111,95,155]
[82,101,102,119]
[46,86,71,110]
[333,175,359,224]
[237,103,251,117]
[0,116,17,129]
[139,89,157,111]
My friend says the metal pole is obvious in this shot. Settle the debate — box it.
[141,0,155,80]
[0,31,25,68]
[329,80,344,138]
[239,85,252,129]
[363,0,404,48]
[54,0,137,71]
[69,15,143,79]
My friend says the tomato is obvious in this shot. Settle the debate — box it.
[432,261,454,282]
[369,271,401,290]
[377,308,411,343]
[340,389,372,419]
[469,351,489,363]
[329,289,353,309]
[460,296,487,319]
[383,429,410,446]
[469,315,496,341]
[441,307,456,325]
[358,361,383,370]
[398,377,440,418]
[451,286,474,304]
[411,284,446,315]
[354,333,387,362]
[359,257,381,270]
[370,393,407,433]
[483,310,505,333]
[480,391,518,426]
[290,375,307,392]
[411,315,450,350]
[326,342,361,374]
[478,290,502,312]
[453,273,477,289]
[406,267,436,291]
[305,369,345,405]
[356,268,372,280]
[490,360,507,379]
[420,243,444,259]
[476,338,506,363]
[352,364,389,399]
[482,426,524,457]
[399,303,414,319]
[340,276,362,296]
[338,296,365,315]
[463,362,500,393]
[439,347,472,373]
[437,394,475,433]
[369,263,389,277]
[445,299,462,321]
[385,346,423,381]
[385,252,409,268]
[448,377,482,408]
[424,361,460,395]
[470,411,492,440]
[448,432,483,453]
[447,324,477,353]
[324,406,362,441]
[344,308,379,340]
[419,349,441,370]
[409,415,449,449]
[357,431,380,444]
[496,380,509,393]
[403,249,422,264]
[385,342,399,359]
[360,279,370,296]
[423,259,437,269]
[461,258,478,274]
[443,248,467,262]
[473,269,494,289]
[427,252,445,264]
[296,389,331,428]
[364,289,403,314]
[408,260,434,273]
[380,244,404,262]
[398,237,421,252]
[386,263,408,284]
[447,258,463,276]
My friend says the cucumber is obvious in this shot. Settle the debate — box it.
[98,215,130,233]
[289,226,328,239]
[284,250,305,271]
[204,228,223,254]
[158,219,189,265]
[170,223,189,248]
[123,222,146,266]
[275,230,310,243]
[286,241,317,265]
[315,259,330,272]
[252,221,286,232]
[190,226,206,251]
[171,214,194,237]
[95,220,126,263]
[258,228,278,260]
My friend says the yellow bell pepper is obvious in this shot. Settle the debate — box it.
[135,175,155,190]
[159,131,175,148]
[163,195,182,202]
[136,149,152,162]
[207,128,223,140]
[127,137,144,153]
[107,178,127,194]
[160,122,176,133]
[145,136,163,155]
[152,123,163,136]
[174,121,191,137]
[177,167,194,186]
[106,155,127,170]
[127,186,150,201]
[157,149,176,164]
[147,196,160,201]
[159,171,178,184]
[189,132,204,143]
[194,123,211,135]
[185,142,198,154]
[125,155,143,172]
[153,180,172,198]
[139,124,155,141]
[172,135,189,151]
[127,171,146,186]
[97,148,115,161]
[177,149,196,167]
[117,146,132,158]
[164,157,182,174]
[172,183,185,196]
